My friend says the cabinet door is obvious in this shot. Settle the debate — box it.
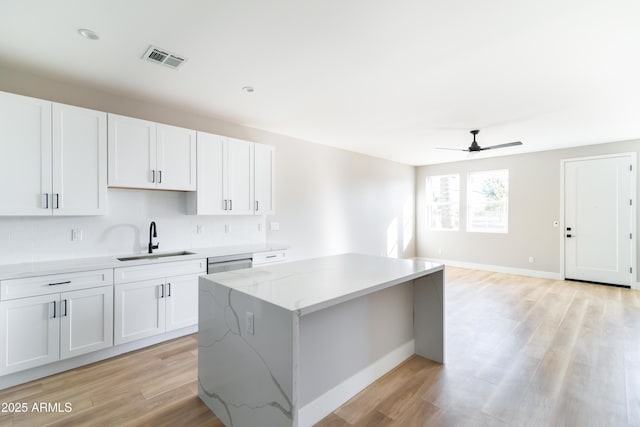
[60,286,113,360]
[191,132,227,214]
[254,143,275,215]
[227,138,254,215]
[165,274,200,331]
[157,124,196,191]
[114,279,165,345]
[0,91,52,216]
[0,295,60,375]
[52,103,107,215]
[107,113,157,189]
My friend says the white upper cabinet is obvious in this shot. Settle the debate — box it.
[107,114,196,191]
[107,114,156,189]
[157,123,196,191]
[227,138,255,215]
[0,91,52,216]
[188,133,255,215]
[254,143,275,215]
[189,132,226,214]
[0,91,107,216]
[52,103,108,215]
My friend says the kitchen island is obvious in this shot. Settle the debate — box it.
[198,253,444,427]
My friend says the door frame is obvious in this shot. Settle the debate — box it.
[560,152,637,289]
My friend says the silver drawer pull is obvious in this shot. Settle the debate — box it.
[48,280,71,286]
[266,255,277,259]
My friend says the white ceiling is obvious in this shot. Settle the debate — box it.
[1,0,640,165]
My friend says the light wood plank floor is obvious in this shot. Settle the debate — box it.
[1,267,639,426]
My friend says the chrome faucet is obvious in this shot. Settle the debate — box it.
[148,221,159,254]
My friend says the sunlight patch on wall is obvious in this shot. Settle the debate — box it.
[387,217,398,258]
[403,198,413,252]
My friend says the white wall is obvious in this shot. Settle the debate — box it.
[0,63,415,264]
[416,140,640,277]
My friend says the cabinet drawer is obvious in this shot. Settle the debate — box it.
[1,269,113,301]
[252,250,287,266]
[114,259,206,284]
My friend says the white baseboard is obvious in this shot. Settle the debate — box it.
[420,257,562,280]
[0,325,197,390]
[298,340,415,427]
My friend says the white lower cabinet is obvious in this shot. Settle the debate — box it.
[0,270,114,376]
[60,286,113,360]
[0,294,59,375]
[114,259,205,345]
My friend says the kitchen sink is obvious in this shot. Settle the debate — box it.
[117,251,195,262]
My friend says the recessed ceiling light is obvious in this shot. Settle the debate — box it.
[77,28,99,40]
[242,86,255,93]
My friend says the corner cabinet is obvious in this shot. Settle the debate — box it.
[0,91,107,216]
[113,259,206,345]
[0,269,114,375]
[188,131,274,215]
[107,114,196,191]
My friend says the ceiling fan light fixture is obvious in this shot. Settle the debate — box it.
[77,28,99,40]
[436,129,523,152]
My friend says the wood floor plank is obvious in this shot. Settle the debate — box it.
[0,266,638,427]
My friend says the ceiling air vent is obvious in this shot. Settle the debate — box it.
[142,45,187,70]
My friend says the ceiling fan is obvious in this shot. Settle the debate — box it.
[438,130,522,152]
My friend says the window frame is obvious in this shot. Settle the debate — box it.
[426,173,460,231]
[466,169,509,234]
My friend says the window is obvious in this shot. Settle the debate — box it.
[467,169,509,233]
[427,174,460,231]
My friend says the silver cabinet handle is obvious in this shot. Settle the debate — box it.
[52,301,57,319]
[43,193,49,209]
[151,170,156,183]
[63,299,68,317]
[229,199,233,211]
[55,193,60,209]
[49,280,71,286]
[158,170,162,184]
[224,199,228,210]
[255,200,259,211]
[159,284,165,298]
[167,283,171,297]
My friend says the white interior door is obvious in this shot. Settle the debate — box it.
[564,154,635,286]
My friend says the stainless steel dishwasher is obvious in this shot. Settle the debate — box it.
[207,253,253,274]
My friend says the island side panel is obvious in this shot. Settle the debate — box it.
[297,282,415,426]
[413,269,445,363]
[198,277,298,427]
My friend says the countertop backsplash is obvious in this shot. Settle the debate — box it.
[0,188,267,265]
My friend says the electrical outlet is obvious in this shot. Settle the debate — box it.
[270,222,280,231]
[196,225,204,234]
[71,228,83,241]
[225,224,230,234]
[246,312,254,335]
[528,256,535,263]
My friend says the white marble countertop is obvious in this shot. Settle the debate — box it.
[0,243,289,280]
[201,253,443,315]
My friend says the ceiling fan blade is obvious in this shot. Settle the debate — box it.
[436,147,470,151]
[479,141,522,150]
